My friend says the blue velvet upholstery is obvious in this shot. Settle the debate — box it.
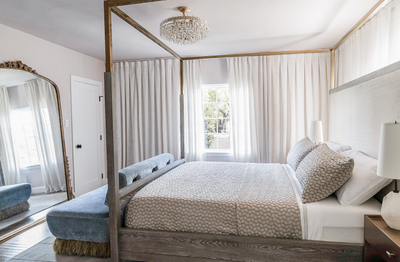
[47,185,110,243]
[0,161,4,186]
[47,153,175,243]
[0,183,31,211]
[104,153,174,205]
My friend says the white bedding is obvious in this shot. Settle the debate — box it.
[284,164,381,244]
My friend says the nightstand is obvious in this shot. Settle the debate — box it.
[364,215,400,262]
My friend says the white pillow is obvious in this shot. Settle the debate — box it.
[324,141,351,153]
[335,150,392,205]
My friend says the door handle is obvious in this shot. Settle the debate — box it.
[76,144,82,149]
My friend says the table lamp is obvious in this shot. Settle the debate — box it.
[309,120,323,144]
[377,121,400,230]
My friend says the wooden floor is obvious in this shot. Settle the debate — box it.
[0,192,67,231]
[0,222,122,262]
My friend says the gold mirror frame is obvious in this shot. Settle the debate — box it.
[0,60,74,200]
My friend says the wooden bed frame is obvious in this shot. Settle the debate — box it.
[102,1,389,261]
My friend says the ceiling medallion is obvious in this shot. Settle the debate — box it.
[160,6,210,45]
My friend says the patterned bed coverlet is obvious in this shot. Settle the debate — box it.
[125,162,302,239]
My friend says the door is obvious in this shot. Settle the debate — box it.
[71,75,104,196]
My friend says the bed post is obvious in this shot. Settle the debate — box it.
[330,49,335,90]
[104,1,121,261]
[180,59,185,160]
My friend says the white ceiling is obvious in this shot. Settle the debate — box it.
[0,69,38,87]
[0,0,379,61]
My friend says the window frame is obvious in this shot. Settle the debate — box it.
[202,83,231,153]
[10,107,41,168]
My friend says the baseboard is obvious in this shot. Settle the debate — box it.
[31,186,45,194]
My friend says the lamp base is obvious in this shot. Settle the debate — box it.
[381,191,400,230]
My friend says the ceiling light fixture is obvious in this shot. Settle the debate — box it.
[160,6,210,45]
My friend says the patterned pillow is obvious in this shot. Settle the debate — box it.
[296,144,354,203]
[287,137,319,170]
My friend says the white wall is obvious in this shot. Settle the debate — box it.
[201,58,228,84]
[0,23,105,195]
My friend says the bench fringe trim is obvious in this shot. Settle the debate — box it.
[53,238,110,258]
[0,201,29,221]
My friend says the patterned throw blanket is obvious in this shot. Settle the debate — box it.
[125,162,302,239]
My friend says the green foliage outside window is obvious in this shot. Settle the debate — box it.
[203,87,230,149]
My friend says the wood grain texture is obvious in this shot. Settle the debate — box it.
[108,0,164,7]
[118,228,363,262]
[330,49,335,89]
[118,159,185,199]
[104,1,113,73]
[104,72,120,262]
[180,94,185,160]
[333,0,389,49]
[111,6,181,59]
[364,241,385,262]
[182,49,331,60]
[364,215,400,262]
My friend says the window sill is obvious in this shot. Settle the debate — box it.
[204,151,232,162]
[21,164,41,171]
[205,151,230,155]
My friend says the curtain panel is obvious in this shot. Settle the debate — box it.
[25,79,66,193]
[0,86,26,185]
[335,0,400,86]
[183,60,205,162]
[113,59,180,171]
[228,53,330,163]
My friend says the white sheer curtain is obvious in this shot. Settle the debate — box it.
[113,59,180,171]
[0,86,26,185]
[25,79,66,193]
[183,60,205,162]
[335,0,400,86]
[228,53,330,163]
[228,59,259,163]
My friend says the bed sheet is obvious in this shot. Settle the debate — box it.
[284,164,381,244]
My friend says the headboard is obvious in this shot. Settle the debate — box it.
[329,61,400,202]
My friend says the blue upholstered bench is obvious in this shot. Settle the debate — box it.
[46,153,174,258]
[0,183,31,221]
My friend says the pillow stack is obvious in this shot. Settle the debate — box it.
[287,137,319,170]
[294,143,354,203]
[324,141,352,153]
[335,150,392,205]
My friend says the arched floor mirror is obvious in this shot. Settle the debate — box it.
[0,61,73,241]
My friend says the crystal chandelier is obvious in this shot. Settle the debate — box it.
[160,6,210,45]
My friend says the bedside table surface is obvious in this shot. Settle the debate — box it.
[368,215,400,246]
[365,215,400,262]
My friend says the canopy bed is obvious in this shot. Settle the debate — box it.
[102,0,396,261]
[0,61,73,242]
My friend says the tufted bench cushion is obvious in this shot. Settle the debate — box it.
[47,185,110,243]
[47,153,175,244]
[0,183,31,211]
[104,153,174,205]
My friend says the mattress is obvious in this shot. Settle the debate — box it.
[284,164,381,244]
[125,162,381,244]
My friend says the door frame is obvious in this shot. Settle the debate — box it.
[70,75,105,196]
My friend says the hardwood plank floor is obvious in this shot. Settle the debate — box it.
[0,222,51,261]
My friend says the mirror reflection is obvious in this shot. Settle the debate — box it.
[0,69,68,231]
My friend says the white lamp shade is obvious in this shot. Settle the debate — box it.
[377,122,400,179]
[309,120,323,143]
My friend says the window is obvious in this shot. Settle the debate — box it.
[10,108,40,168]
[202,84,230,151]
